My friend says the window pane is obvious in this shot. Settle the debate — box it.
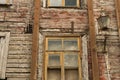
[48,54,60,67]
[0,0,6,4]
[64,39,78,50]
[48,69,61,80]
[49,0,62,6]
[65,69,79,80]
[48,39,62,50]
[65,0,77,6]
[64,53,78,68]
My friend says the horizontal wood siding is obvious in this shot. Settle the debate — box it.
[6,34,32,78]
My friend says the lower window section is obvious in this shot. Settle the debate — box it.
[47,69,61,80]
[65,69,79,80]
[47,68,79,80]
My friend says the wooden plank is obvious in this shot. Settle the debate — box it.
[7,64,30,68]
[6,73,30,78]
[0,32,10,79]
[0,37,4,78]
[8,51,31,55]
[115,0,120,39]
[9,46,32,50]
[7,59,31,63]
[82,36,89,80]
[8,55,31,59]
[6,68,30,73]
[7,78,29,80]
[30,0,41,80]
[78,37,82,80]
[87,0,100,80]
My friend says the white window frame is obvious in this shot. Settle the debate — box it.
[0,32,10,79]
[47,0,80,8]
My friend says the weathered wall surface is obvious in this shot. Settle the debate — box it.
[0,0,119,80]
[93,0,120,80]
[0,0,32,80]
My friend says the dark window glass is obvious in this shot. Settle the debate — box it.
[65,0,77,6]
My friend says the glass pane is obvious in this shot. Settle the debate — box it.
[64,53,78,68]
[49,0,62,6]
[65,0,77,6]
[65,69,79,80]
[48,54,60,67]
[0,0,6,4]
[64,39,78,50]
[48,69,61,80]
[48,39,62,50]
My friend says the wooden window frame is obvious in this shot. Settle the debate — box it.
[47,0,80,8]
[0,32,10,79]
[44,36,82,80]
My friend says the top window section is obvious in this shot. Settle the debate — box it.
[46,37,80,51]
[47,0,80,8]
[0,0,12,5]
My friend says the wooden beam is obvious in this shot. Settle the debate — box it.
[115,0,120,39]
[87,0,100,80]
[30,0,41,80]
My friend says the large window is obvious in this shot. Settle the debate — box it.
[47,0,80,7]
[44,37,82,80]
[0,32,10,79]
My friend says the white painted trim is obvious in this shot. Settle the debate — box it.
[0,32,10,79]
[43,0,47,7]
[82,35,89,80]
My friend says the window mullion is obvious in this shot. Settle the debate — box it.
[45,53,48,80]
[62,0,65,6]
[47,0,50,7]
[78,53,82,80]
[62,38,64,50]
[46,38,48,50]
[77,0,80,7]
[61,52,65,80]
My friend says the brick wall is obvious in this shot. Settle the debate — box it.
[94,0,120,80]
[0,0,119,80]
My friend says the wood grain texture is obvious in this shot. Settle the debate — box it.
[87,0,100,80]
[0,32,10,79]
[115,0,120,39]
[30,0,41,80]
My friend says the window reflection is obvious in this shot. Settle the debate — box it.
[64,53,78,68]
[48,39,62,50]
[64,39,78,50]
[48,54,60,67]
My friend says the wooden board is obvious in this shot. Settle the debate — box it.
[87,0,100,80]
[0,32,10,79]
[30,0,41,80]
[115,0,120,39]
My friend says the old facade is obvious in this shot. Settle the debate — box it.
[0,0,120,80]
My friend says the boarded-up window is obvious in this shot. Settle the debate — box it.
[0,0,12,5]
[44,37,82,80]
[47,0,80,7]
[0,32,10,79]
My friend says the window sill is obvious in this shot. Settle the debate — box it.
[47,6,80,9]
